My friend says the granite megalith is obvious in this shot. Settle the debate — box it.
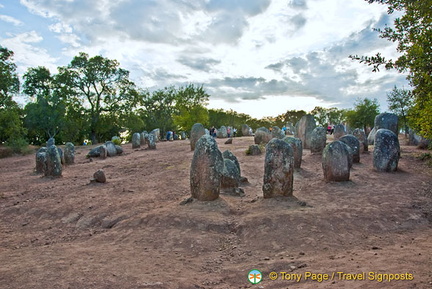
[310,127,327,153]
[262,138,294,198]
[353,128,368,152]
[339,134,361,163]
[64,142,75,164]
[190,135,224,201]
[132,133,141,149]
[296,114,316,149]
[45,145,62,177]
[375,113,399,136]
[190,123,206,151]
[283,137,302,169]
[322,141,351,182]
[254,127,272,145]
[373,129,400,172]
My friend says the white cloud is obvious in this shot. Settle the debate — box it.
[0,15,23,26]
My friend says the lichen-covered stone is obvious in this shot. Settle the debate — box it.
[190,135,224,201]
[222,150,241,176]
[47,137,55,147]
[353,128,368,152]
[373,129,400,172]
[310,127,327,153]
[150,128,160,142]
[35,147,47,174]
[322,141,351,182]
[221,159,240,188]
[45,145,62,177]
[132,133,141,149]
[217,126,228,138]
[64,142,75,164]
[115,145,123,155]
[271,126,285,139]
[241,124,252,136]
[368,127,377,145]
[147,134,156,150]
[375,113,399,136]
[262,138,294,198]
[339,134,361,163]
[333,124,346,140]
[283,137,302,169]
[254,127,272,145]
[296,114,316,149]
[190,123,206,151]
[247,144,262,155]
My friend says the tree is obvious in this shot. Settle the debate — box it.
[0,46,20,109]
[345,98,380,133]
[275,110,307,127]
[23,67,66,142]
[350,0,432,138]
[57,52,138,143]
[0,46,26,148]
[387,86,413,135]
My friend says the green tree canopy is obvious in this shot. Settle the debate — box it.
[350,0,432,138]
[0,46,20,109]
[345,98,380,133]
[56,52,138,143]
[387,86,413,135]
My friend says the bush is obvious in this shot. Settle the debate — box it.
[111,136,122,145]
[5,137,32,155]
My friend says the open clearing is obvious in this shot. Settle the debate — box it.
[0,136,431,289]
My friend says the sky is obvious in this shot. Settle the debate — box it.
[0,0,409,119]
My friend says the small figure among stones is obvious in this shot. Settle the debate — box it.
[262,138,294,198]
[373,129,400,172]
[190,135,224,201]
[322,141,351,182]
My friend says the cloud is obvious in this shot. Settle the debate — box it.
[0,15,23,26]
[289,0,308,10]
[178,56,221,72]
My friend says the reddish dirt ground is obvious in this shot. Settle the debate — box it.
[0,136,431,289]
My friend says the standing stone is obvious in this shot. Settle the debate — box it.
[190,123,206,151]
[181,131,187,140]
[222,150,241,176]
[296,114,316,149]
[217,126,228,138]
[247,144,262,155]
[35,147,47,174]
[283,137,302,169]
[333,124,346,140]
[353,128,368,152]
[262,138,294,198]
[339,134,361,163]
[100,145,107,159]
[310,127,327,153]
[141,131,149,145]
[271,126,285,139]
[368,127,377,145]
[373,129,400,172]
[147,134,156,149]
[375,113,399,136]
[105,141,118,157]
[64,142,75,164]
[47,137,55,147]
[241,124,252,136]
[132,133,141,149]
[322,141,351,182]
[190,135,224,201]
[254,127,272,145]
[45,145,62,177]
[221,159,240,188]
[115,145,123,155]
[58,147,65,165]
[150,129,160,142]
